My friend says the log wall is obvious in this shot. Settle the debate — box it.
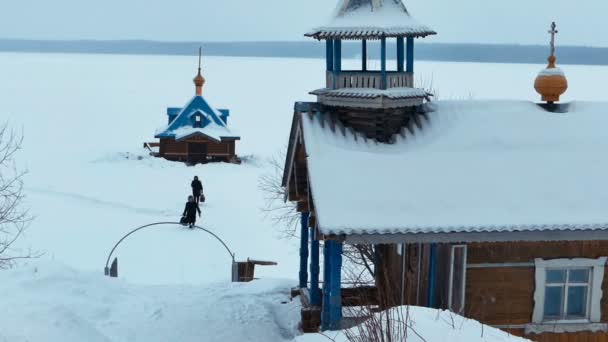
[465,241,608,341]
[159,138,237,162]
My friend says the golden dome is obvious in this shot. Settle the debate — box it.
[194,68,205,96]
[534,55,568,103]
[194,69,205,87]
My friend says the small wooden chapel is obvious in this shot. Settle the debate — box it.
[152,50,241,164]
[283,2,608,341]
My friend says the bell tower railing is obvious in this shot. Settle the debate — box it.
[325,37,415,91]
[326,71,413,90]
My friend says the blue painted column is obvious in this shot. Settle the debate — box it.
[332,40,342,89]
[309,229,321,306]
[361,39,367,71]
[299,212,310,288]
[406,37,414,73]
[321,241,331,328]
[326,40,334,71]
[334,39,342,72]
[322,240,343,331]
[397,37,405,72]
[328,240,343,330]
[427,243,437,308]
[380,36,387,90]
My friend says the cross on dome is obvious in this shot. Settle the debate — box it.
[548,22,558,57]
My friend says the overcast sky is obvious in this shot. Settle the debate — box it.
[0,0,605,47]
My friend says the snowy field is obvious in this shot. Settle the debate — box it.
[1,51,607,341]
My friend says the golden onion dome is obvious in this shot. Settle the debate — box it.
[534,55,568,103]
[194,69,206,87]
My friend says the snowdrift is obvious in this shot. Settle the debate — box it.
[297,306,529,342]
[0,261,300,342]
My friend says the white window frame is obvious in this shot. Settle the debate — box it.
[448,245,467,314]
[533,257,606,324]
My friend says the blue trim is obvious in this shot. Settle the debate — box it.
[406,37,414,73]
[322,241,331,328]
[397,37,404,72]
[328,241,343,330]
[309,229,321,306]
[155,96,239,139]
[322,240,342,331]
[380,37,387,90]
[326,40,334,72]
[427,243,437,307]
[334,40,342,72]
[218,109,229,124]
[167,107,181,116]
[361,39,367,71]
[332,40,342,89]
[299,212,310,288]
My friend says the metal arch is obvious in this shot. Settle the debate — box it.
[104,222,235,272]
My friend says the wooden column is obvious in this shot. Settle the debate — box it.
[322,241,331,328]
[333,39,342,89]
[322,240,343,330]
[406,37,414,74]
[397,37,405,72]
[309,228,321,306]
[328,240,343,330]
[361,39,367,71]
[380,36,387,90]
[427,243,437,308]
[326,40,334,71]
[299,212,310,288]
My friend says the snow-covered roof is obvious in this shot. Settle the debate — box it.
[298,100,608,242]
[306,0,436,40]
[311,87,429,99]
[156,96,240,142]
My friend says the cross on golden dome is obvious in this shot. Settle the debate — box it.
[534,22,568,103]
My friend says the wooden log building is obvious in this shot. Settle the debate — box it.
[282,2,608,341]
[152,53,240,164]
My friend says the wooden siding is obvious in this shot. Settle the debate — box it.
[333,106,427,143]
[374,241,608,341]
[467,241,608,264]
[465,267,535,325]
[466,241,608,341]
[158,137,237,162]
[505,328,608,342]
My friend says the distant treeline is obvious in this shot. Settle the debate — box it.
[0,39,607,66]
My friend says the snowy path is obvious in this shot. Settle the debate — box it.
[0,262,301,342]
[28,187,172,216]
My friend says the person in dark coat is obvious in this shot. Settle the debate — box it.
[182,195,201,228]
[191,176,203,204]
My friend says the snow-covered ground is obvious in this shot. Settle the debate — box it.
[0,261,301,342]
[1,51,606,341]
[296,306,529,342]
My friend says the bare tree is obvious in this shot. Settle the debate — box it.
[0,123,33,269]
[258,150,300,239]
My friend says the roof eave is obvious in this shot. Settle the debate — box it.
[336,228,608,244]
[305,29,437,40]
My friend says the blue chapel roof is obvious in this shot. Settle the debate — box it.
[155,95,240,142]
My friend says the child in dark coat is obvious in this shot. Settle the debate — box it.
[182,195,201,228]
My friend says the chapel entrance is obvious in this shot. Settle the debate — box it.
[188,143,208,164]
